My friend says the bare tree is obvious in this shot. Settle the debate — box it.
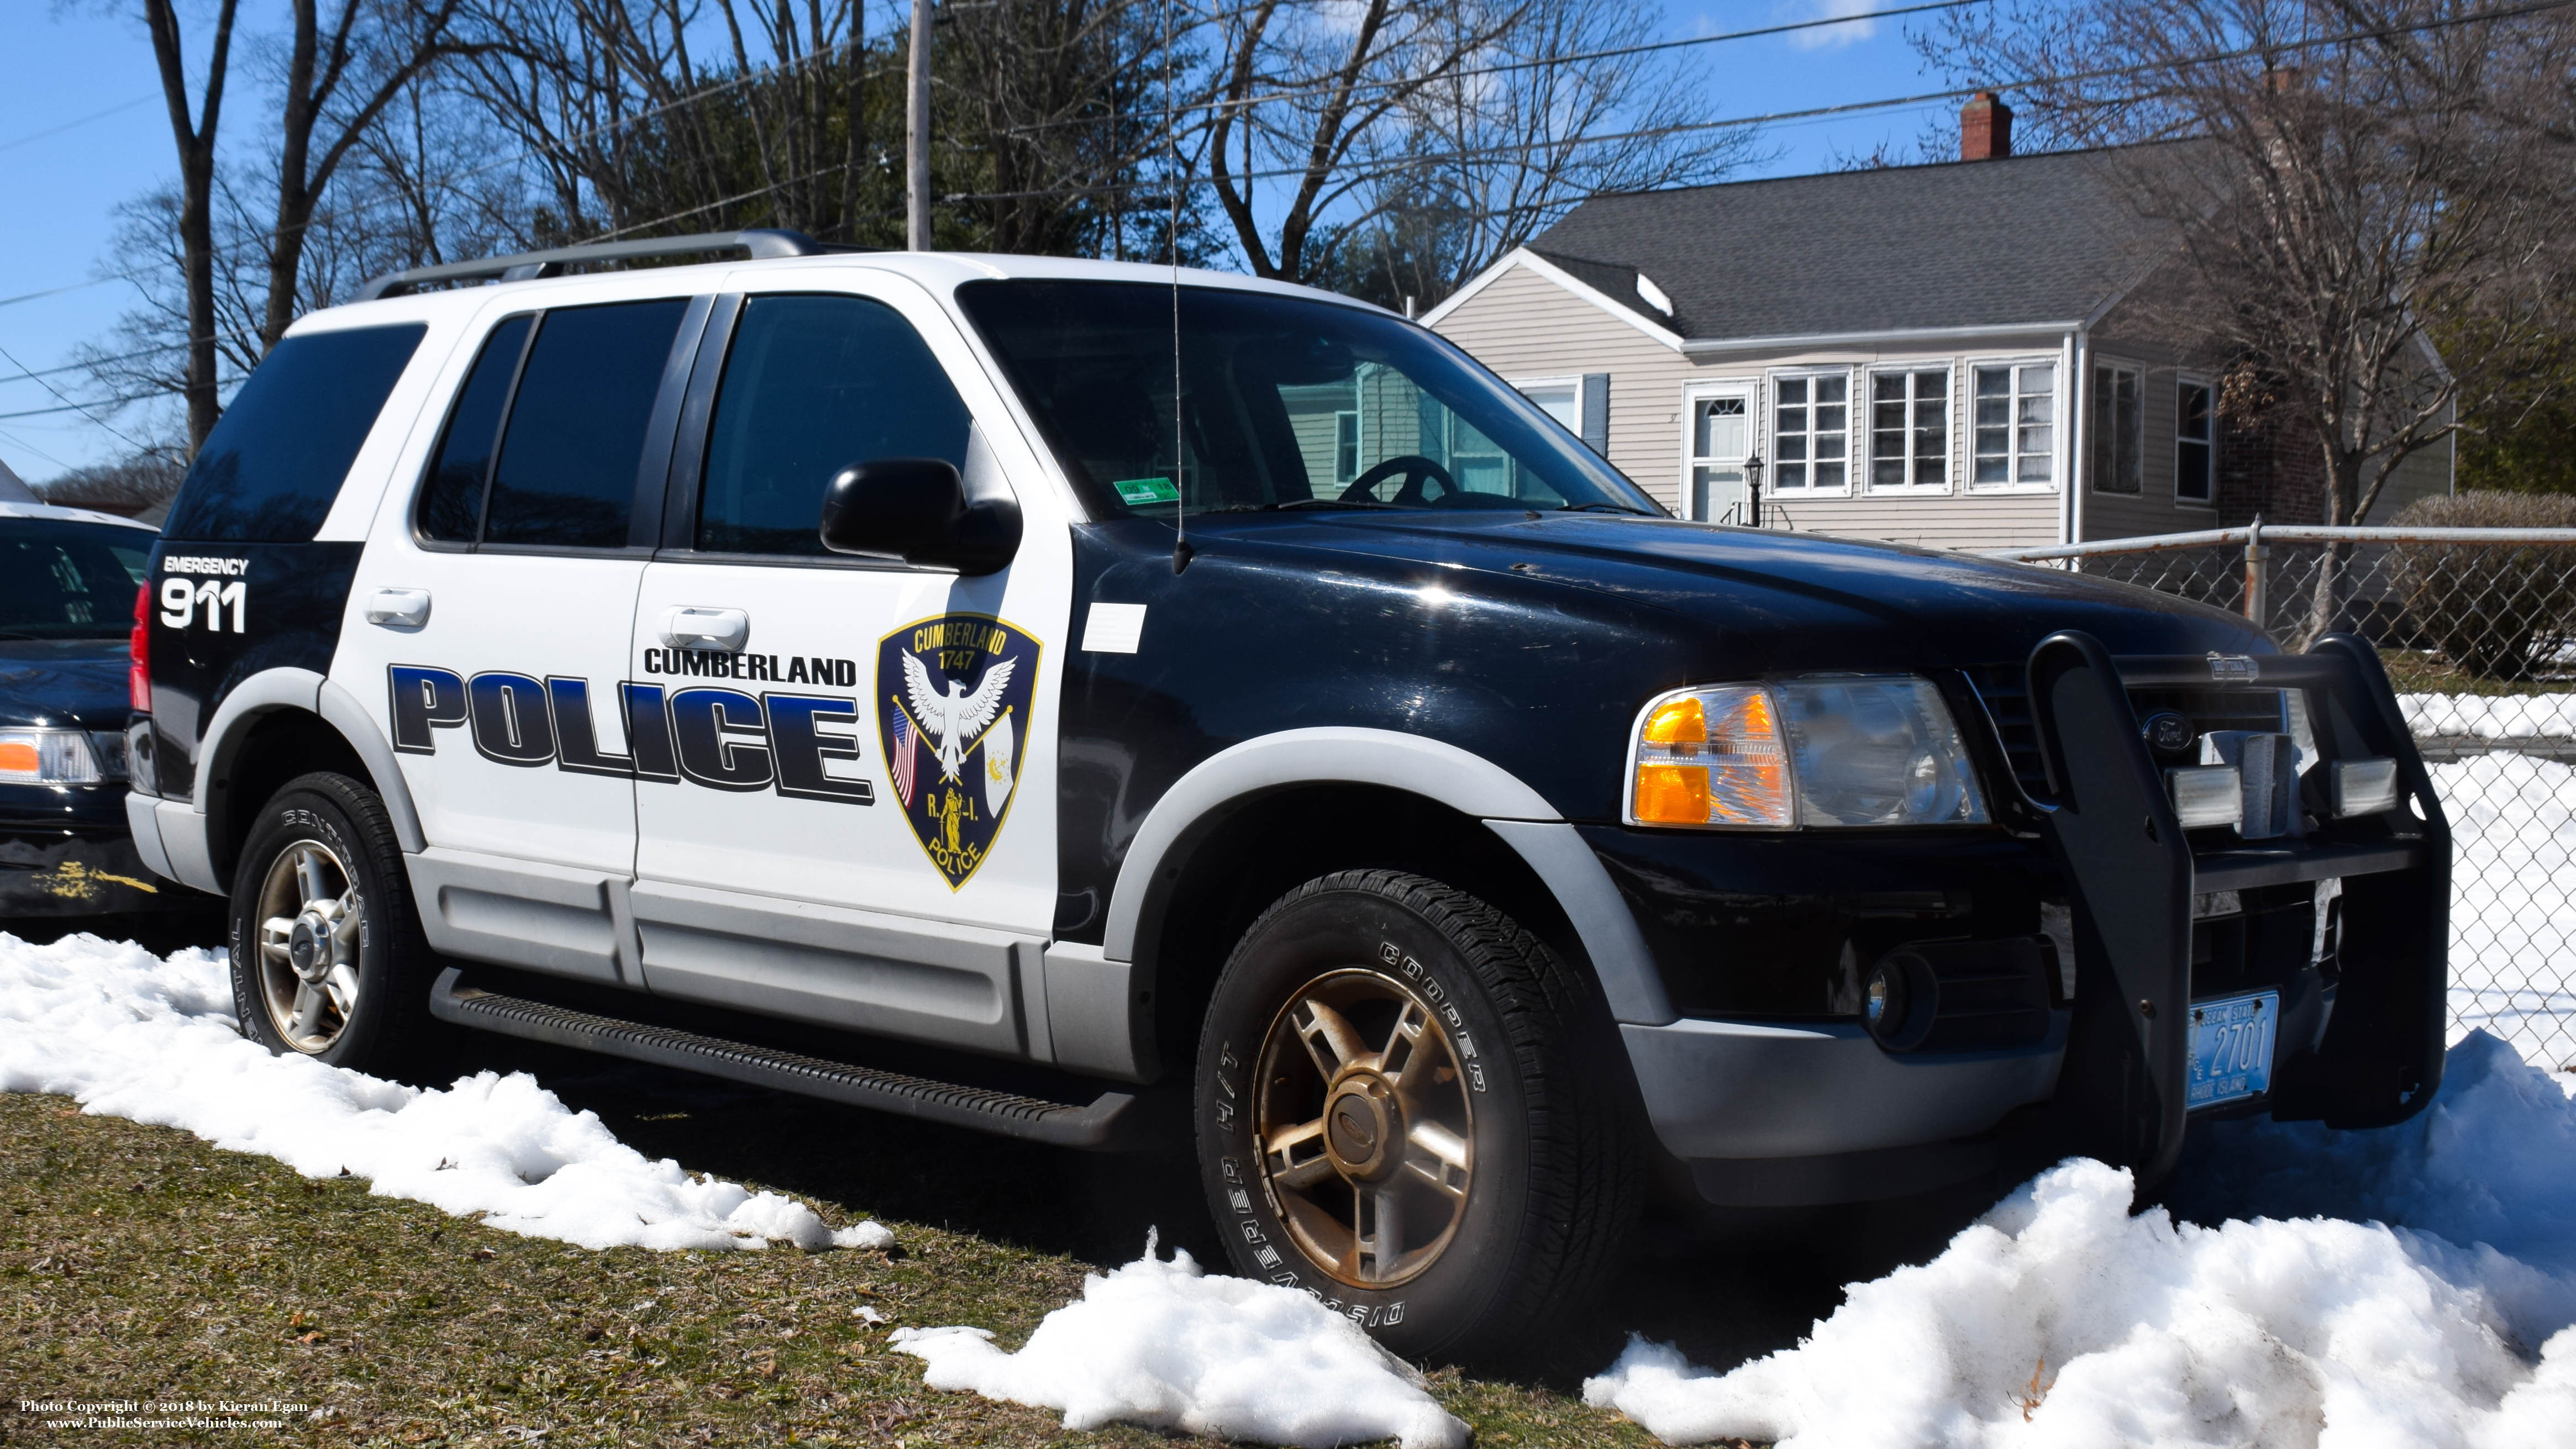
[1328,0,1765,308]
[139,0,243,451]
[1921,1,2576,538]
[120,0,480,451]
[457,0,890,244]
[1205,0,1513,284]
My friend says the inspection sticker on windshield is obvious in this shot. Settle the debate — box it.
[2186,990,2278,1108]
[1113,476,1179,505]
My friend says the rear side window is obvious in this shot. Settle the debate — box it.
[161,323,426,541]
[697,294,972,555]
[417,314,532,542]
[414,300,686,549]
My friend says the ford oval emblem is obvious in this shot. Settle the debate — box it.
[2141,710,2196,755]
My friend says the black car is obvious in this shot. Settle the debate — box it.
[0,503,172,916]
[119,236,2450,1363]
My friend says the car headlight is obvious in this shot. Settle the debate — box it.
[1628,676,1988,829]
[0,728,103,785]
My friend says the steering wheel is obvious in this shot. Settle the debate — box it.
[1340,454,1459,507]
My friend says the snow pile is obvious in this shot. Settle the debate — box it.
[1586,1032,2576,1448]
[2436,752,2576,1073]
[0,931,892,1252]
[2401,692,2576,739]
[891,1238,1467,1449]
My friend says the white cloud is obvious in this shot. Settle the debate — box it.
[1785,0,1883,50]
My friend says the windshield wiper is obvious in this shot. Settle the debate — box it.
[1206,498,1399,513]
[1556,501,1650,515]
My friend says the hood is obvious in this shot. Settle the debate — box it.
[0,638,135,731]
[1200,510,2267,672]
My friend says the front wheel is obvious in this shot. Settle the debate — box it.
[229,772,441,1076]
[1194,869,1639,1363]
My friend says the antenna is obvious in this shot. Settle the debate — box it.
[1166,0,1190,575]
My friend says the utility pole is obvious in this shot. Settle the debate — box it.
[906,0,931,250]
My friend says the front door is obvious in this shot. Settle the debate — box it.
[625,276,1073,1057]
[1689,387,1753,524]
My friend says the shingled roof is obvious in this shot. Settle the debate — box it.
[1522,146,2174,341]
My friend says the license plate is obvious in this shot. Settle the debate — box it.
[2186,990,2278,1108]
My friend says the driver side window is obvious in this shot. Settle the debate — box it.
[697,294,974,556]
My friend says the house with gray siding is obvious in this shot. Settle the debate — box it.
[1426,98,2453,550]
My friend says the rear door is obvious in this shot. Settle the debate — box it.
[340,288,710,985]
[623,272,1074,1055]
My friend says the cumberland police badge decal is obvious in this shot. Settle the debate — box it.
[879,614,1041,889]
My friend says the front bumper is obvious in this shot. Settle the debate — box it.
[1601,631,2446,1205]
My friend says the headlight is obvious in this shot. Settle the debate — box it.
[1627,676,1987,829]
[0,728,102,785]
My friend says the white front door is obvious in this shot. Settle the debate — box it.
[1689,387,1753,523]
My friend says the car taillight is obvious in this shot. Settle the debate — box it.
[129,582,150,712]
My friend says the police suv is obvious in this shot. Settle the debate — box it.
[125,231,2448,1361]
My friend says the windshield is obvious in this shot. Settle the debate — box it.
[956,280,1661,518]
[0,518,153,640]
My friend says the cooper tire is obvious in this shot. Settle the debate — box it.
[228,772,443,1077]
[1193,868,1639,1363]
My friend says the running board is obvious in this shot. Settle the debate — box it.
[429,967,1148,1149]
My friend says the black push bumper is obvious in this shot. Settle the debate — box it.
[2025,631,2448,1189]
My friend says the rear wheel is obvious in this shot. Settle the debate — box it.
[1194,869,1638,1363]
[229,772,441,1075]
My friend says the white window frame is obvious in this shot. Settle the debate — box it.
[1511,373,1584,425]
[2174,373,2216,509]
[2089,360,2147,496]
[1764,366,1855,497]
[1864,362,1955,494]
[1967,357,2063,494]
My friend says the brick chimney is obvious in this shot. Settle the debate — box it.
[1960,91,2013,161]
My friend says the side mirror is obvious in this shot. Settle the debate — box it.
[818,458,1020,575]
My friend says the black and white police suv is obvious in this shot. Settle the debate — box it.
[125,231,2448,1360]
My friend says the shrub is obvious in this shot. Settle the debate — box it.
[2389,491,2576,679]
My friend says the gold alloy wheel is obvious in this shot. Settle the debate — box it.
[254,839,364,1053]
[1252,966,1475,1288]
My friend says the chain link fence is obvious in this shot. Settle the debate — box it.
[1991,524,2576,1075]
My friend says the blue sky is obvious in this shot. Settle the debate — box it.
[0,0,1957,481]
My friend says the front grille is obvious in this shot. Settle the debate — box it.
[1964,663,2287,801]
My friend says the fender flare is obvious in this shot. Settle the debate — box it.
[1100,726,1675,1024]
[190,668,429,876]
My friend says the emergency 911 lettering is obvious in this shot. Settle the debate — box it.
[386,663,875,805]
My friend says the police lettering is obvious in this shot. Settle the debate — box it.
[386,663,872,805]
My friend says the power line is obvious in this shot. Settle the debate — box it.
[0,94,159,155]
[938,0,2576,208]
[0,342,193,388]
[1001,0,1996,142]
[0,343,159,452]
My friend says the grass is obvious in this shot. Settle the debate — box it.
[2379,647,2576,698]
[1,1023,1874,1448]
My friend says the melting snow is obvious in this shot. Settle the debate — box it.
[1585,1031,2576,1448]
[2402,692,2576,740]
[0,931,892,1252]
[891,1238,1467,1449]
[2438,752,2576,1073]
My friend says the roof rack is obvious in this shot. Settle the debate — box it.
[354,228,835,302]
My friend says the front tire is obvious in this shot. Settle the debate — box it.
[1194,869,1638,1363]
[229,772,440,1076]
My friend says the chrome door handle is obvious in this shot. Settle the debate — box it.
[365,587,432,628]
[661,606,749,652]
